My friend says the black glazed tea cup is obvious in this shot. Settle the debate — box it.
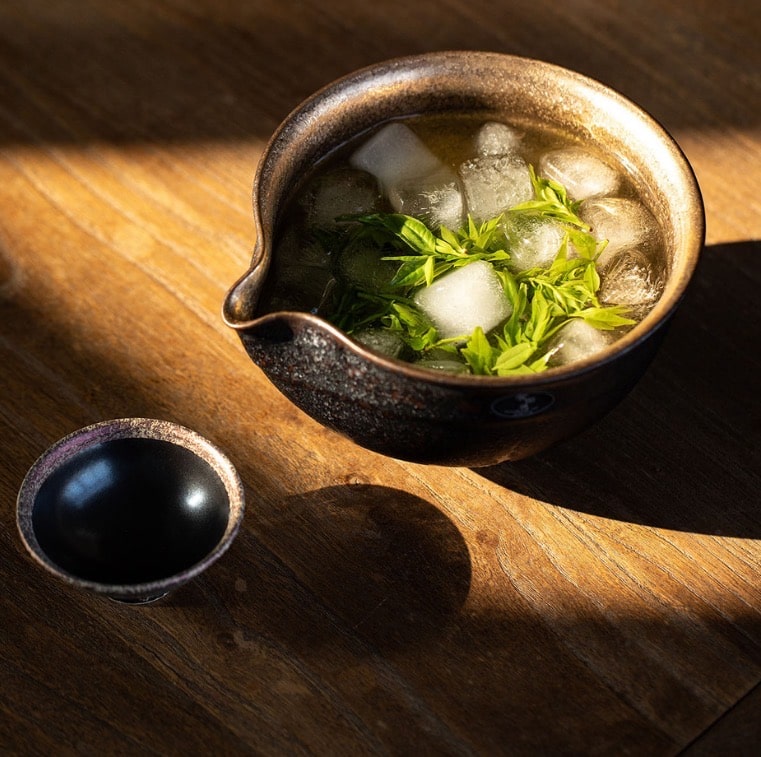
[16,418,244,603]
[223,51,704,467]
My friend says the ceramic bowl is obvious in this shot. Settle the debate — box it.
[16,418,244,603]
[223,51,704,467]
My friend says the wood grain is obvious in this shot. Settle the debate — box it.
[1,1,759,754]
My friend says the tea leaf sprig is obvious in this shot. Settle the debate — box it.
[345,212,511,288]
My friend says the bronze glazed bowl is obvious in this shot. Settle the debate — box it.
[223,52,704,467]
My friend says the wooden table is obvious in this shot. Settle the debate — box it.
[1,1,759,754]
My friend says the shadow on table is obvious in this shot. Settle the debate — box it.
[477,241,761,537]
[0,2,758,147]
[227,483,472,651]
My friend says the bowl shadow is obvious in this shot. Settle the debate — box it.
[224,483,472,651]
[477,241,761,537]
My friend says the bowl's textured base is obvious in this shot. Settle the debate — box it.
[241,316,668,466]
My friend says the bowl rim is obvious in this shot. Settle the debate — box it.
[224,50,705,387]
[16,417,245,599]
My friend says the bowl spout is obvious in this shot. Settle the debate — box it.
[222,255,269,330]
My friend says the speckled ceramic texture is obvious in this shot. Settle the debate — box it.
[223,51,704,466]
[16,418,245,603]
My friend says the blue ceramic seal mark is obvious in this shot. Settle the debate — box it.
[491,393,555,419]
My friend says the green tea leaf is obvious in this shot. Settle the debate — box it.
[524,288,553,343]
[356,213,438,254]
[493,342,537,372]
[575,306,636,330]
[423,255,435,287]
[438,225,464,254]
[460,327,495,375]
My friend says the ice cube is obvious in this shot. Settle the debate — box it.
[580,197,658,269]
[475,122,522,157]
[350,122,464,229]
[538,147,620,201]
[336,243,398,291]
[303,168,381,226]
[387,169,464,230]
[353,329,404,358]
[598,248,664,315]
[275,226,331,268]
[413,260,512,339]
[504,215,565,271]
[459,155,533,221]
[545,318,610,367]
[260,265,335,314]
[349,122,443,190]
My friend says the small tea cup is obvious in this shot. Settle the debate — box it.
[16,418,244,603]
